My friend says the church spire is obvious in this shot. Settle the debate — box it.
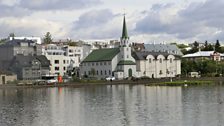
[122,15,129,39]
[120,14,129,46]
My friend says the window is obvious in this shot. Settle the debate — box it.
[55,67,59,71]
[84,71,87,75]
[149,58,151,63]
[55,60,59,64]
[127,48,129,51]
[101,70,103,75]
[63,60,66,64]
[97,70,99,75]
[127,55,129,58]
[109,70,111,75]
[96,62,98,66]
[108,62,111,65]
[104,62,106,65]
[92,63,94,66]
[63,67,66,71]
[100,62,102,65]
[105,70,107,75]
[88,71,90,75]
[170,58,172,63]
[159,58,162,63]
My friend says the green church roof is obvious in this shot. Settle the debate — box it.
[82,48,120,62]
[121,15,129,39]
[117,60,136,65]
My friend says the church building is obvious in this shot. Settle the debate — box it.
[80,15,137,80]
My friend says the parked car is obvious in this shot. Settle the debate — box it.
[47,79,58,84]
[105,76,115,81]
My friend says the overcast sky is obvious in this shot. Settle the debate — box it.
[1,0,224,43]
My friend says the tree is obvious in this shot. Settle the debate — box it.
[43,32,52,44]
[8,33,15,39]
[203,40,209,51]
[215,40,221,52]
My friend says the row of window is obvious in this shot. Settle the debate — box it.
[148,58,173,63]
[54,67,66,71]
[84,70,111,76]
[54,60,71,64]
[83,62,111,66]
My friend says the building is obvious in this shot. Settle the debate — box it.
[9,55,50,80]
[133,51,181,78]
[0,39,39,70]
[80,15,137,80]
[41,44,88,76]
[0,71,17,85]
[9,37,42,44]
[183,51,224,61]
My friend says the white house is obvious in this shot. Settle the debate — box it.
[133,52,181,78]
[183,51,224,61]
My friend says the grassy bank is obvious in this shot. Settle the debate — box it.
[146,80,214,86]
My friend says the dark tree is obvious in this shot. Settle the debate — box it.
[215,40,221,52]
[43,32,53,44]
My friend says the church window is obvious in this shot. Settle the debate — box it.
[92,63,94,66]
[105,70,107,75]
[160,58,162,63]
[96,70,99,75]
[149,58,151,63]
[96,62,98,66]
[109,70,111,75]
[101,70,103,75]
[170,58,173,63]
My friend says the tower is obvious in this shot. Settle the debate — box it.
[120,15,129,46]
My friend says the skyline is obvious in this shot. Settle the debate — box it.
[1,0,224,43]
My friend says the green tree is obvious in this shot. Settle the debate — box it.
[43,32,52,44]
[215,40,221,52]
[203,40,209,51]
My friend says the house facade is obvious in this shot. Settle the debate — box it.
[133,52,181,78]
[9,55,50,80]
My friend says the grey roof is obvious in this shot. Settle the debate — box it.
[10,55,50,68]
[132,51,181,60]
[144,44,183,56]
[0,39,35,47]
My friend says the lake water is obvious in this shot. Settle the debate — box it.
[0,85,224,126]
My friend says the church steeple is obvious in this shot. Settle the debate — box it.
[120,15,129,46]
[122,15,129,39]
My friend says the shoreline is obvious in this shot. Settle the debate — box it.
[0,77,223,89]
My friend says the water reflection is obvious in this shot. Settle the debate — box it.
[0,85,224,126]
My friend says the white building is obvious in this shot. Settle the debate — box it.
[10,37,42,44]
[183,51,224,61]
[133,52,181,78]
[42,44,86,76]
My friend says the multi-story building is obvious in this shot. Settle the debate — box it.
[9,55,50,80]
[0,39,39,70]
[42,44,88,76]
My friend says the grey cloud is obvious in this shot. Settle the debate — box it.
[0,0,102,17]
[71,9,120,39]
[135,0,224,41]
[19,0,102,10]
[73,9,115,29]
[0,5,31,17]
